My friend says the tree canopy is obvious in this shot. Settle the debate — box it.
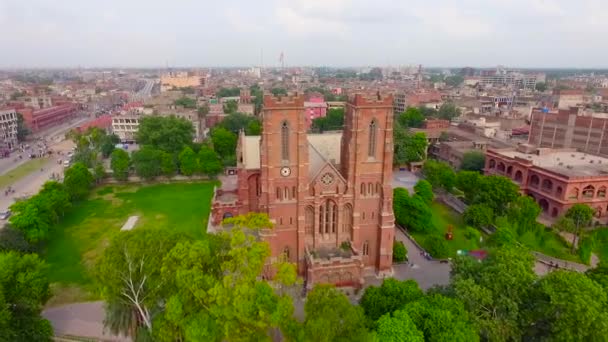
[110,149,130,181]
[460,151,485,172]
[136,116,195,154]
[311,108,344,132]
[63,162,94,201]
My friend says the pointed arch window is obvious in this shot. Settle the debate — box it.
[281,121,289,161]
[368,119,377,158]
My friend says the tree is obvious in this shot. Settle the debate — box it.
[156,214,296,341]
[452,246,536,341]
[392,241,407,262]
[9,197,54,243]
[535,82,547,92]
[455,171,480,203]
[94,163,105,183]
[394,126,428,165]
[96,229,188,339]
[271,87,288,96]
[137,116,194,154]
[217,112,261,135]
[0,228,33,253]
[474,175,519,216]
[360,278,423,322]
[16,112,30,142]
[304,285,370,342]
[63,162,94,201]
[425,236,450,258]
[586,265,608,292]
[217,87,241,98]
[110,149,130,181]
[131,147,161,180]
[198,146,222,177]
[437,102,461,121]
[564,204,594,252]
[0,252,53,341]
[210,127,237,162]
[463,204,494,228]
[159,151,176,177]
[523,270,608,341]
[405,294,478,342]
[374,309,424,342]
[311,108,344,132]
[398,107,424,128]
[460,151,485,172]
[506,196,541,235]
[413,180,434,205]
[393,188,434,233]
[38,181,71,217]
[223,99,238,113]
[246,119,262,135]
[178,146,198,176]
[174,97,197,109]
[422,160,455,191]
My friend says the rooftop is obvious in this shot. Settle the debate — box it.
[496,149,608,177]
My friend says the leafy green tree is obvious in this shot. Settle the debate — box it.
[474,175,519,216]
[360,278,423,322]
[413,180,434,205]
[217,87,241,98]
[437,102,461,121]
[460,151,485,172]
[38,181,71,217]
[422,160,455,191]
[9,198,53,243]
[246,119,262,135]
[217,112,261,135]
[93,163,105,183]
[0,228,33,253]
[174,97,197,109]
[223,99,239,113]
[452,246,536,341]
[392,241,407,262]
[100,134,119,158]
[463,204,494,228]
[131,147,161,180]
[535,82,547,92]
[159,151,176,177]
[303,285,370,342]
[271,87,288,96]
[455,171,481,203]
[137,116,194,154]
[210,127,237,162]
[96,229,189,339]
[506,196,541,235]
[398,107,425,128]
[586,265,608,292]
[564,204,594,252]
[393,188,434,233]
[523,270,608,341]
[374,309,424,342]
[404,294,478,342]
[0,251,53,341]
[16,112,30,142]
[311,108,344,132]
[63,162,94,201]
[394,126,428,165]
[178,146,198,176]
[425,236,450,258]
[198,146,222,177]
[110,149,130,181]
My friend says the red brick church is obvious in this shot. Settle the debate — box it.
[212,92,395,289]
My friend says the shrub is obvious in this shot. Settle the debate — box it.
[578,236,595,265]
[393,241,408,262]
[0,228,34,253]
[464,226,481,241]
[425,236,450,259]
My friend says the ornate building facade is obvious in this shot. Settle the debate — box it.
[212,92,395,289]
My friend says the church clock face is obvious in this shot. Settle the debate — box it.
[280,167,291,177]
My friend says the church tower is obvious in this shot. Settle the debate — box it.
[340,92,395,274]
[259,93,309,268]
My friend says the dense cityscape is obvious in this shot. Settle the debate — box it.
[2,1,608,341]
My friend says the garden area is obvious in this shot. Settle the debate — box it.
[43,182,216,305]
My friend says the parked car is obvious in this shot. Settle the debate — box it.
[0,210,11,220]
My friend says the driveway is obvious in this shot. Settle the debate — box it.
[392,169,421,192]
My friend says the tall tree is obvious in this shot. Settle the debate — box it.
[463,204,494,229]
[413,180,434,205]
[460,151,485,172]
[110,149,130,181]
[159,151,176,177]
[398,107,425,128]
[360,278,423,322]
[210,127,237,162]
[437,102,461,121]
[374,309,424,342]
[0,252,53,341]
[63,162,94,201]
[506,196,541,235]
[131,147,162,180]
[38,181,71,218]
[178,146,198,176]
[9,197,53,243]
[198,146,222,177]
[422,160,455,191]
[564,204,594,251]
[303,285,370,342]
[455,171,481,203]
[474,175,519,216]
[137,116,194,154]
[223,99,238,114]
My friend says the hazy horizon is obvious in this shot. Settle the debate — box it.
[2,0,608,69]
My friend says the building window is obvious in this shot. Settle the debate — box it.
[305,206,314,234]
[363,241,369,256]
[276,187,281,200]
[368,120,377,158]
[281,121,289,161]
[342,204,353,233]
[319,200,337,234]
[361,183,366,196]
[368,183,373,195]
[598,186,607,198]
[292,186,296,199]
[283,246,290,260]
[583,185,595,198]
[569,187,579,200]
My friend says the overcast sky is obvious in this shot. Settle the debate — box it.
[1,0,607,68]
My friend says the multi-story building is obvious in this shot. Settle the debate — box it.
[20,104,78,132]
[528,107,608,157]
[211,93,396,289]
[486,145,608,220]
[0,108,18,151]
[111,115,140,142]
[553,89,584,109]
[160,71,205,92]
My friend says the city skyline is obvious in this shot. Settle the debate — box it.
[1,0,608,68]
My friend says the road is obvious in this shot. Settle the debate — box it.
[133,79,156,101]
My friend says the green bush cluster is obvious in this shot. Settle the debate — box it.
[393,241,408,262]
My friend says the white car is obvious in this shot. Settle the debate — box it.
[0,210,11,220]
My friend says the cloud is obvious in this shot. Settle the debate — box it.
[275,5,349,36]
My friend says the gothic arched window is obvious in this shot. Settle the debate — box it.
[281,121,289,161]
[368,120,377,158]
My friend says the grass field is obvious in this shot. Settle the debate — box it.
[517,228,579,262]
[0,157,50,189]
[43,182,216,304]
[410,202,483,257]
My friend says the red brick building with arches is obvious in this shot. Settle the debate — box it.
[212,92,396,289]
[485,145,608,221]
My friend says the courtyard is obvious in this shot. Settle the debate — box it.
[44,181,216,305]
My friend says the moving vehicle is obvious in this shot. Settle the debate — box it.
[0,210,11,220]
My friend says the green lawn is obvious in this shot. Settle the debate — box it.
[43,182,216,304]
[410,202,483,257]
[0,157,50,189]
[517,228,579,262]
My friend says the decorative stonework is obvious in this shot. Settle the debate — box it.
[321,172,335,185]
